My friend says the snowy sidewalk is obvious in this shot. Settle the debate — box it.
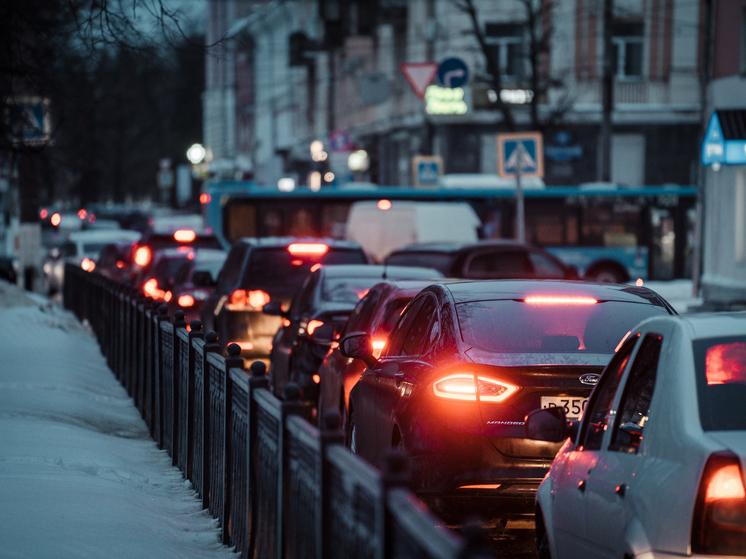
[0,280,238,559]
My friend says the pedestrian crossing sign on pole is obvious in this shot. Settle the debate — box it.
[412,155,443,186]
[497,132,544,179]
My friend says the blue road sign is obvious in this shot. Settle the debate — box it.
[497,132,544,178]
[437,57,469,89]
[412,156,443,186]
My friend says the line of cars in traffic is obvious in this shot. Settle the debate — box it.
[57,211,745,558]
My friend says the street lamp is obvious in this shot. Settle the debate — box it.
[187,144,206,164]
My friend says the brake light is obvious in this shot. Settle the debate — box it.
[200,193,211,204]
[51,213,61,226]
[313,374,321,384]
[174,229,196,242]
[432,374,519,403]
[228,289,270,309]
[307,319,324,335]
[81,258,96,272]
[692,451,746,555]
[164,291,172,302]
[143,278,166,299]
[288,243,328,256]
[134,246,151,267]
[178,294,195,307]
[310,263,323,272]
[524,296,598,305]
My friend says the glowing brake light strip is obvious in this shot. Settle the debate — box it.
[174,229,197,242]
[288,243,328,256]
[524,296,598,305]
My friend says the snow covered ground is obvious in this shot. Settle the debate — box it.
[0,279,239,559]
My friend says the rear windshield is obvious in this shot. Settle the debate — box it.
[150,256,189,288]
[386,252,454,275]
[456,300,668,354]
[82,242,111,255]
[241,247,366,295]
[322,277,382,304]
[693,337,746,431]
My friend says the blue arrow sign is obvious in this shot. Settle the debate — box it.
[437,57,469,88]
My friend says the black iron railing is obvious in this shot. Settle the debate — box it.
[63,264,495,559]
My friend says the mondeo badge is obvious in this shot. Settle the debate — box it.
[579,373,600,385]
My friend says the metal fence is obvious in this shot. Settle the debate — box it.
[63,264,495,559]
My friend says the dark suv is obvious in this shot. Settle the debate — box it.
[384,240,579,280]
[200,237,368,362]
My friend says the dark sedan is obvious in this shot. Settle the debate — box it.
[317,278,444,433]
[265,265,443,416]
[341,280,676,523]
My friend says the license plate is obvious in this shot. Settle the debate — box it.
[541,396,588,419]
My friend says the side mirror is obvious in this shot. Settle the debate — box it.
[310,322,335,344]
[262,301,285,317]
[524,407,579,443]
[192,270,215,288]
[339,332,377,368]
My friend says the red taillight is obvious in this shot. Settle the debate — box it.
[692,451,746,555]
[229,289,270,309]
[178,294,195,307]
[174,229,196,242]
[307,319,324,335]
[432,374,519,403]
[288,243,328,256]
[50,213,61,226]
[200,193,211,204]
[134,246,151,267]
[80,258,96,272]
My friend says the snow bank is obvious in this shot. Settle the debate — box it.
[0,280,238,559]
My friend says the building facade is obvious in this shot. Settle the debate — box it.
[204,0,706,189]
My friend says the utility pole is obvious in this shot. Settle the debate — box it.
[599,0,614,182]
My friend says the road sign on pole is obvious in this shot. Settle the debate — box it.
[497,132,544,243]
[412,156,443,186]
[437,57,470,88]
[400,62,439,99]
[497,132,544,179]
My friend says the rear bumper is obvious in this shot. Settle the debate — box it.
[219,308,282,360]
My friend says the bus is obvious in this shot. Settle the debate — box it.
[200,179,697,283]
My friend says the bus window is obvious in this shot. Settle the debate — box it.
[226,201,257,243]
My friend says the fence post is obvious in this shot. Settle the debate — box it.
[318,410,344,559]
[222,342,244,546]
[186,319,204,480]
[382,451,412,559]
[278,383,303,559]
[171,310,187,467]
[201,330,220,511]
[154,304,170,448]
[247,360,269,559]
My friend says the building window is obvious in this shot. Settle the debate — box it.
[611,21,644,79]
[485,23,526,80]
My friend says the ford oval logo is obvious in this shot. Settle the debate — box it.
[579,373,600,385]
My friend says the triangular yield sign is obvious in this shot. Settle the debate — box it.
[399,62,439,99]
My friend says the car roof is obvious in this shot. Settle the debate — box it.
[439,279,672,307]
[236,236,363,250]
[320,264,444,280]
[152,247,226,259]
[677,312,746,340]
[68,229,141,242]
[388,239,534,254]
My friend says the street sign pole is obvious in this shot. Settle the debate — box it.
[515,164,525,242]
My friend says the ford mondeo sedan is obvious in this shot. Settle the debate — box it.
[341,280,675,523]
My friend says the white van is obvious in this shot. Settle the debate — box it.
[344,200,481,262]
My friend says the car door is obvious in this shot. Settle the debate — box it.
[551,334,639,559]
[272,271,319,395]
[351,298,423,462]
[583,332,665,559]
[375,294,439,463]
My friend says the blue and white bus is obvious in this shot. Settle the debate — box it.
[200,179,696,283]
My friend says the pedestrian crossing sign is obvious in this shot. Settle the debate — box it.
[412,155,443,186]
[497,132,544,179]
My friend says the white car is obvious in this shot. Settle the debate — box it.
[44,228,142,294]
[526,312,746,559]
